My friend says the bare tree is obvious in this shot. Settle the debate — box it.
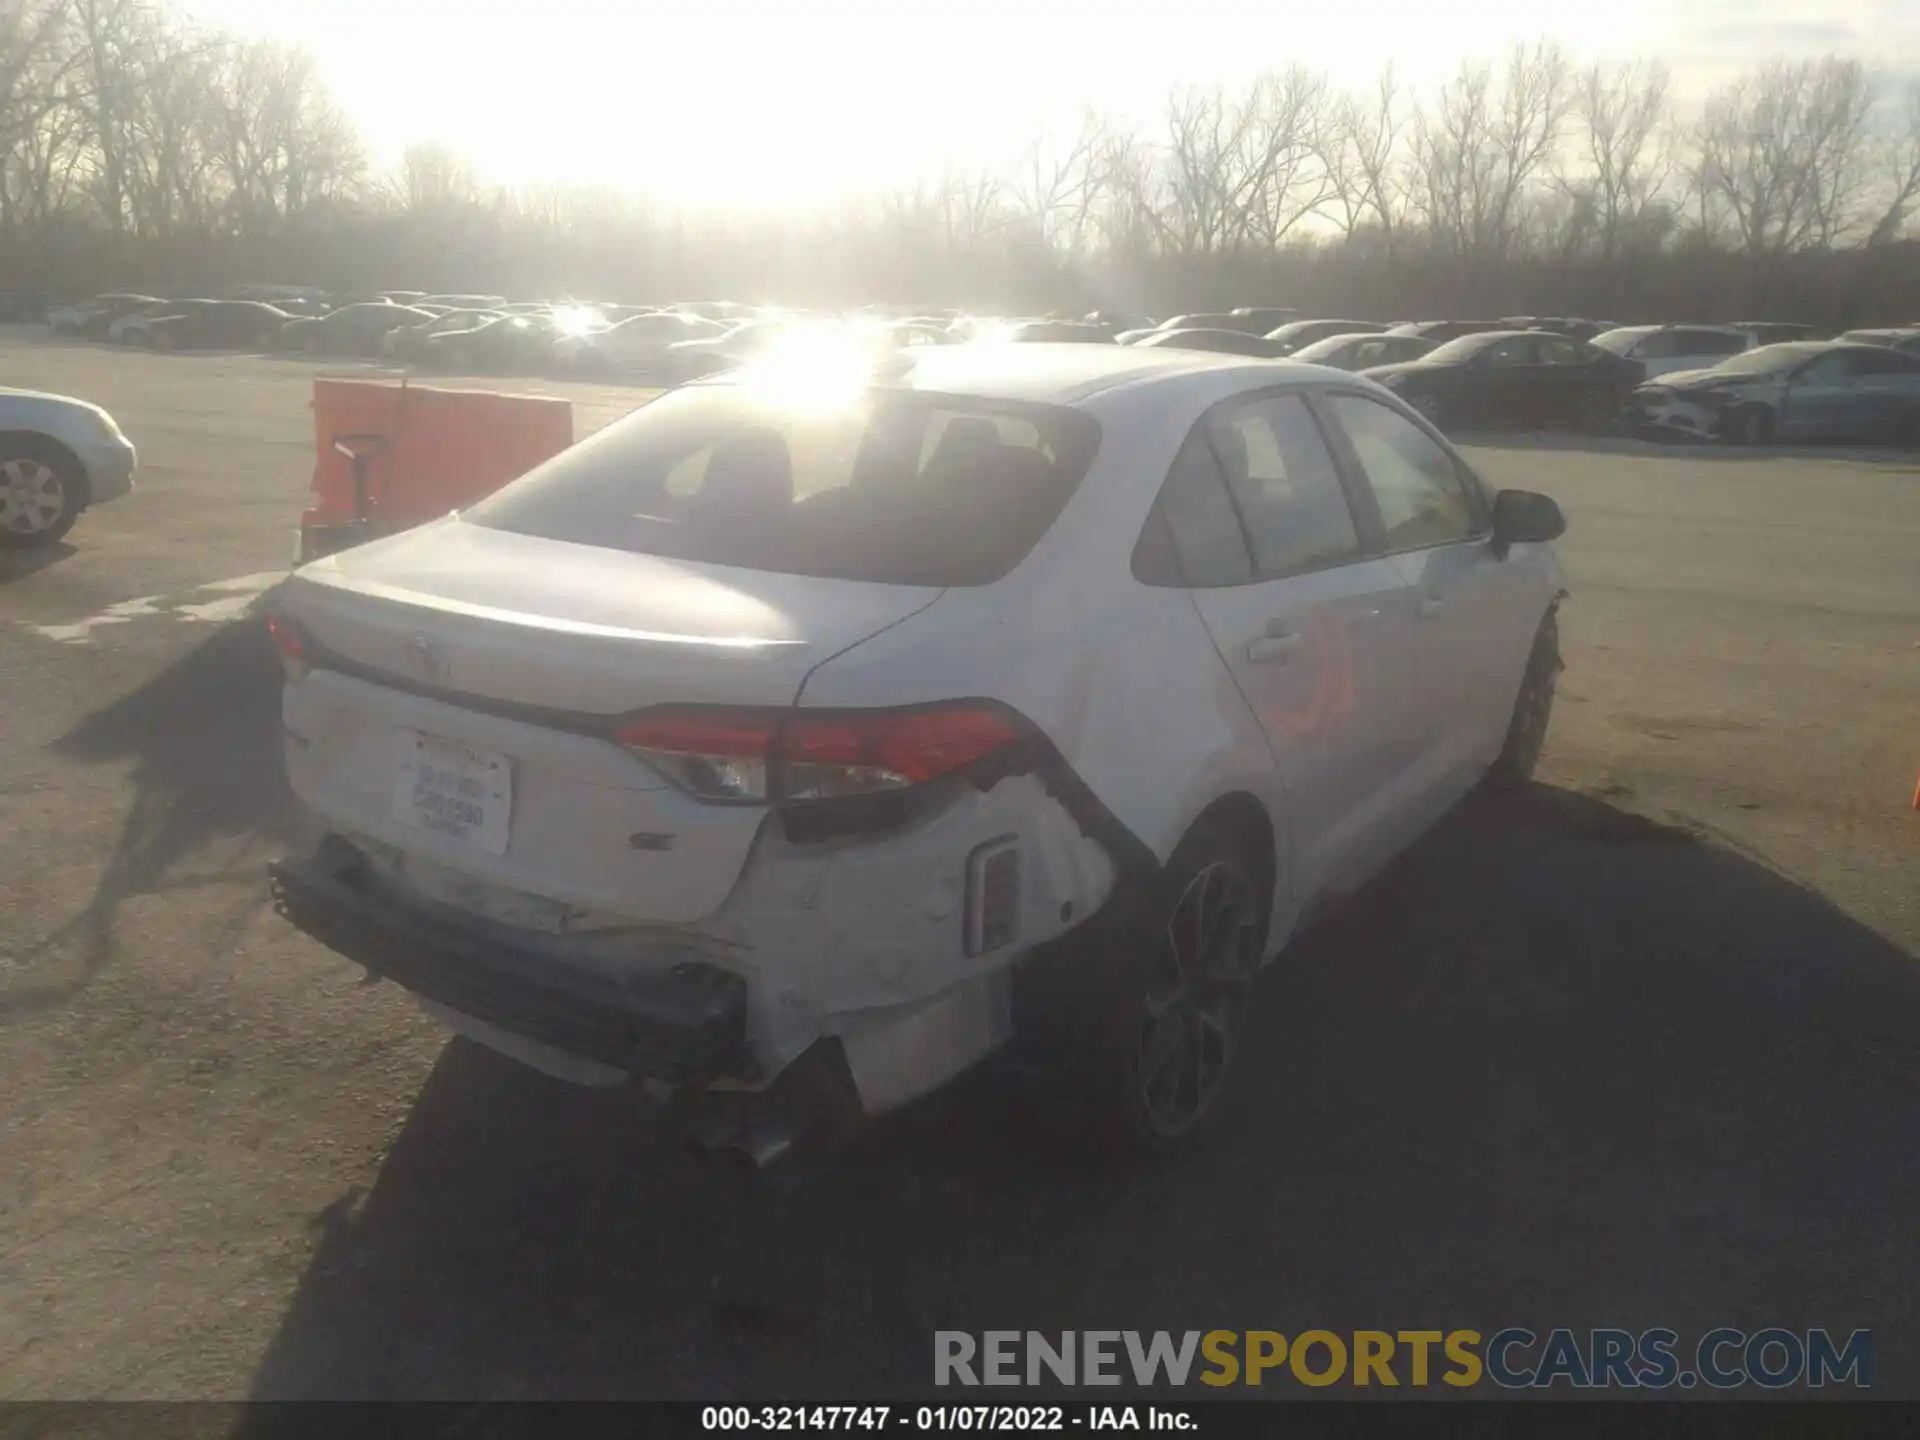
[1695,57,1876,257]
[1237,67,1334,249]
[1411,43,1569,265]
[1859,79,1920,249]
[120,14,217,236]
[0,0,83,231]
[934,163,1006,251]
[397,139,478,214]
[65,0,160,233]
[6,4,1920,329]
[1159,76,1329,257]
[1012,110,1105,252]
[1568,58,1675,262]
[1321,65,1405,255]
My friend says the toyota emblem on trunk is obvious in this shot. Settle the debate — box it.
[408,634,449,682]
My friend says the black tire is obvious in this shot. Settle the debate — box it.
[1729,404,1774,446]
[1015,816,1269,1162]
[1487,607,1561,792]
[1894,408,1920,450]
[0,437,85,550]
[1407,391,1445,430]
[1577,390,1617,433]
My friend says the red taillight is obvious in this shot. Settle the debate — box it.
[615,704,1028,804]
[781,709,1026,794]
[266,613,308,679]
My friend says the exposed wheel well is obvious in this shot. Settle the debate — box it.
[1190,791,1278,927]
[0,430,88,506]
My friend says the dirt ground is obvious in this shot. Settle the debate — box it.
[1,335,1915,1399]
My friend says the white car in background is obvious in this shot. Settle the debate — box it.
[105,307,161,344]
[553,310,723,375]
[266,343,1567,1164]
[1589,323,1753,378]
[0,388,137,548]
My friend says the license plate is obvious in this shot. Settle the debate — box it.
[392,731,513,855]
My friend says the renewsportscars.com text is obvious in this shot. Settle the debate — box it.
[934,1328,1872,1390]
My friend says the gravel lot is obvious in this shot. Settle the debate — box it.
[2,334,1916,1400]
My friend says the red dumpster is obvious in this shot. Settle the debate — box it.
[298,378,573,565]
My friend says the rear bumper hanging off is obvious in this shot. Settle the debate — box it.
[268,842,750,1084]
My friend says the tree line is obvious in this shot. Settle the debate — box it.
[4,0,1920,324]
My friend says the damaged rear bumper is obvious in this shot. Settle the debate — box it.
[271,748,1142,1132]
[268,841,749,1084]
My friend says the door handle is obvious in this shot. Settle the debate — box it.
[1247,632,1303,663]
[1417,595,1445,620]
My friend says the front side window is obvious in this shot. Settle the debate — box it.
[1326,394,1482,551]
[1795,352,1862,385]
[1480,337,1536,368]
[467,383,1100,587]
[1206,394,1363,578]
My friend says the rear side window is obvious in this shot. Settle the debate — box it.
[1132,430,1252,588]
[1847,348,1917,375]
[1677,329,1746,357]
[467,383,1101,587]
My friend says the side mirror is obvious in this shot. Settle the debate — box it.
[1490,489,1565,558]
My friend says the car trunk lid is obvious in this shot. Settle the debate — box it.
[278,516,942,923]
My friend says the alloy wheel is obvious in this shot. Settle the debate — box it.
[0,458,66,537]
[1136,860,1260,1138]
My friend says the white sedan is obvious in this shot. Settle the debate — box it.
[552,310,722,375]
[0,387,137,548]
[266,342,1567,1162]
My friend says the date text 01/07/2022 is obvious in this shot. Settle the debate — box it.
[700,1406,1198,1432]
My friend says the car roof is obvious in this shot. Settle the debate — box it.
[1607,322,1747,336]
[880,340,1270,404]
[1307,331,1420,347]
[1821,340,1917,356]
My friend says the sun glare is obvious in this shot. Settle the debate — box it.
[737,325,888,412]
[551,306,604,337]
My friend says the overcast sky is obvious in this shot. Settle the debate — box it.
[182,0,1920,205]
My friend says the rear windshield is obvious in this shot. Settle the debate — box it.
[1707,343,1824,376]
[1421,333,1514,363]
[466,382,1103,586]
[1588,328,1651,356]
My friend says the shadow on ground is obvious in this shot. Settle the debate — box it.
[245,785,1920,1401]
[0,539,75,584]
[1,622,296,1017]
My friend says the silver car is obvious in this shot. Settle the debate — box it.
[1628,342,1920,446]
[0,387,137,548]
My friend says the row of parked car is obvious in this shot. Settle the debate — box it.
[40,290,927,384]
[1069,310,1920,445]
[37,290,1920,445]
